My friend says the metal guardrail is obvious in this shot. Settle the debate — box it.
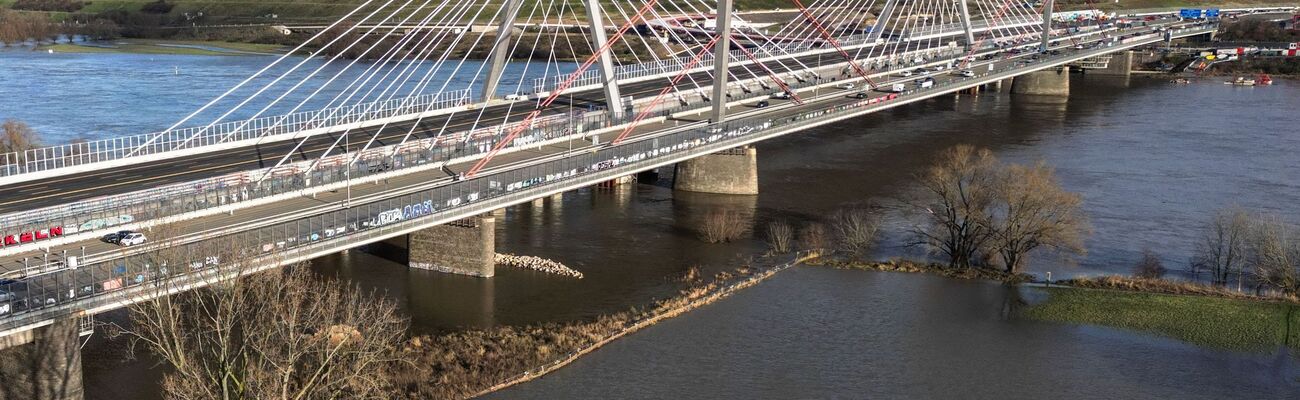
[0,89,472,179]
[0,25,1220,331]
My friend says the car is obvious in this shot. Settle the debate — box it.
[837,82,856,90]
[917,79,934,89]
[102,230,134,244]
[890,83,907,93]
[913,68,927,75]
[1074,44,1085,50]
[958,70,975,77]
[116,232,147,247]
[754,100,770,108]
[897,70,914,77]
[850,92,867,99]
[770,91,792,99]
[932,64,947,72]
[503,93,527,101]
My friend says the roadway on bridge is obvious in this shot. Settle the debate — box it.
[0,39,952,214]
[0,19,1187,274]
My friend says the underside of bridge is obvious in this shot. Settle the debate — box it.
[1090,51,1135,77]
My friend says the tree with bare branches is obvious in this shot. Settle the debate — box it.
[830,207,881,258]
[1133,248,1167,279]
[798,222,829,253]
[909,145,999,268]
[1247,215,1300,296]
[985,161,1089,273]
[765,220,794,254]
[1190,207,1251,287]
[111,230,407,400]
[2,119,42,153]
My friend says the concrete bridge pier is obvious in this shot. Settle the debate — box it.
[673,146,758,195]
[1091,51,1134,76]
[409,216,496,278]
[0,318,85,400]
[1011,66,1070,96]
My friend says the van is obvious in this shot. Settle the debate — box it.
[918,79,934,89]
[891,83,907,93]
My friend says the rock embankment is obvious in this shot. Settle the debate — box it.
[494,253,584,279]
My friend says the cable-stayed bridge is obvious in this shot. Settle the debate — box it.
[0,0,1239,351]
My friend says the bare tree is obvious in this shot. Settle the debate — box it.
[698,210,749,243]
[765,220,794,254]
[1190,207,1251,287]
[1133,248,1167,279]
[798,222,829,253]
[1,119,41,153]
[909,145,999,268]
[1247,215,1300,296]
[831,207,881,258]
[985,161,1089,273]
[111,230,407,400]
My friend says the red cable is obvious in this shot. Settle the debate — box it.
[465,0,660,177]
[611,36,722,144]
[729,38,804,105]
[790,0,879,89]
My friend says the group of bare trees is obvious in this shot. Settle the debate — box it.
[909,145,1089,273]
[765,206,880,257]
[111,230,408,399]
[1191,207,1300,296]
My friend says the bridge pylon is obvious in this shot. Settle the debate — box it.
[710,0,734,123]
[584,0,626,117]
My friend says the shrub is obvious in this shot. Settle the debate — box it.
[1133,248,1167,279]
[765,220,794,254]
[698,210,749,243]
[11,0,85,12]
[140,0,175,14]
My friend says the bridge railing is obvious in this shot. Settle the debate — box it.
[0,89,473,180]
[0,26,1223,328]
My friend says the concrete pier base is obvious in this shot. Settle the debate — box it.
[596,174,636,189]
[0,318,84,400]
[673,146,758,195]
[409,216,496,277]
[1091,51,1133,76]
[1011,66,1070,96]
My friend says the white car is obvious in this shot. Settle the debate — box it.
[958,70,975,77]
[117,232,147,247]
[897,70,914,77]
[771,91,792,99]
[932,64,947,72]
[503,93,527,101]
[837,82,856,90]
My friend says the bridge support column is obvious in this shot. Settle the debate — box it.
[957,0,975,51]
[1012,66,1070,96]
[1039,0,1054,52]
[409,216,496,277]
[1091,51,1133,76]
[480,0,524,102]
[870,0,899,43]
[710,0,733,123]
[0,318,85,400]
[584,0,625,117]
[673,146,758,195]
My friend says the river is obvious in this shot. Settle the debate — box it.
[1,50,1297,398]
